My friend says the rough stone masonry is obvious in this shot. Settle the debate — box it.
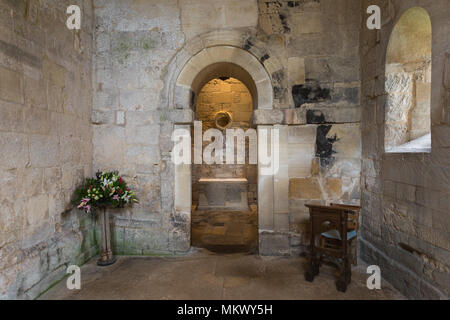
[0,0,448,300]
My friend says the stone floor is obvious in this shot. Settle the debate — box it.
[40,249,405,300]
[191,205,258,253]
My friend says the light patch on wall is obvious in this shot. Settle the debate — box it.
[385,7,432,153]
[180,0,258,39]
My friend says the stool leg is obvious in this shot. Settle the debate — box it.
[336,257,351,292]
[305,241,318,282]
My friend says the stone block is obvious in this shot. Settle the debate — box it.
[303,103,360,124]
[91,110,114,125]
[289,12,324,34]
[283,108,307,125]
[43,167,62,196]
[274,212,289,232]
[324,178,342,199]
[174,124,192,214]
[0,132,29,169]
[415,82,431,104]
[274,125,288,216]
[259,232,290,256]
[288,143,315,178]
[396,183,416,203]
[0,265,21,300]
[0,101,23,132]
[17,167,43,197]
[125,124,160,145]
[179,0,258,39]
[0,66,23,104]
[126,145,161,165]
[443,91,450,123]
[252,109,284,125]
[116,110,126,126]
[169,109,194,123]
[24,194,49,227]
[61,166,73,190]
[24,76,47,108]
[326,157,361,179]
[328,123,361,159]
[30,135,59,167]
[258,128,274,229]
[46,84,65,112]
[42,58,66,88]
[443,53,450,90]
[23,107,51,135]
[386,94,411,122]
[385,72,413,94]
[288,57,305,86]
[289,178,321,199]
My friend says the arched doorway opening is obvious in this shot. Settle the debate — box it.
[172,45,274,254]
[191,77,258,253]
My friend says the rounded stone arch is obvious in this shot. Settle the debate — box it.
[159,30,282,114]
[190,62,258,111]
[174,46,273,111]
[165,31,282,254]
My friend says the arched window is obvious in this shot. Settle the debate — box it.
[385,7,432,153]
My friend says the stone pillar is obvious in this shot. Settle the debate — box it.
[258,125,290,255]
[273,125,289,231]
[173,124,192,251]
[174,124,192,213]
[258,125,274,231]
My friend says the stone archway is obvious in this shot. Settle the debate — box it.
[174,46,273,110]
[170,45,276,254]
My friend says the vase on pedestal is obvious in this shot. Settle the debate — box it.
[97,207,116,266]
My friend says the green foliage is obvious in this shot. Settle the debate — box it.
[74,171,138,213]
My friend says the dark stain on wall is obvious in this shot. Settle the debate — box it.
[292,80,331,108]
[263,1,282,11]
[272,69,287,100]
[287,0,320,9]
[287,1,300,8]
[278,14,291,33]
[306,110,326,124]
[316,125,338,167]
[0,39,41,68]
[190,91,196,109]
[244,38,254,51]
[260,53,270,63]
[333,86,359,105]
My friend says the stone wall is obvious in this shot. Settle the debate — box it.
[0,0,96,299]
[92,0,362,256]
[360,0,450,299]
